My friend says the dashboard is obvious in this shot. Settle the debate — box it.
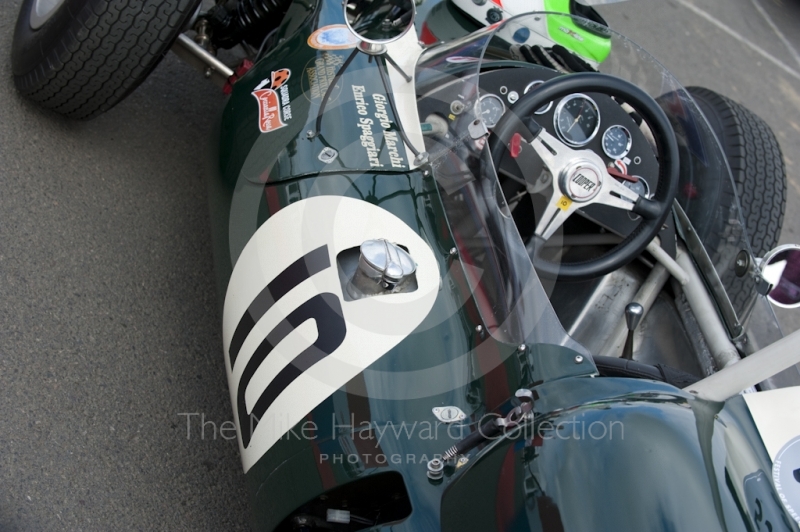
[419,63,662,243]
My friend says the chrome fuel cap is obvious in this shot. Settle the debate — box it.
[359,239,416,289]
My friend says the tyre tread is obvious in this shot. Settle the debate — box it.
[14,0,199,119]
[686,87,787,311]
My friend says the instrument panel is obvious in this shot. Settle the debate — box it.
[468,65,662,238]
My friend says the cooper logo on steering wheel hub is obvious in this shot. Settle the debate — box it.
[562,161,603,202]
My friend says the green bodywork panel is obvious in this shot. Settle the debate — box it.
[544,0,612,63]
[207,1,795,530]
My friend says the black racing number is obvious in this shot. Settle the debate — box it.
[230,246,348,448]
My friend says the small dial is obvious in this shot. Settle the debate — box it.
[523,80,553,115]
[554,94,600,147]
[478,94,505,128]
[602,125,632,159]
[622,176,649,200]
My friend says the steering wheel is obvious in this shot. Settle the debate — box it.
[489,72,679,281]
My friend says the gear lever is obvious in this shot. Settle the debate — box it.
[622,302,644,360]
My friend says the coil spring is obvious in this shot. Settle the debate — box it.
[237,0,289,42]
[208,0,291,49]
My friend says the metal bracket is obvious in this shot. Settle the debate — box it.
[170,34,233,88]
[468,118,489,139]
[673,202,743,339]
[754,275,773,296]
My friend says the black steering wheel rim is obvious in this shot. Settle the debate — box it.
[489,72,680,281]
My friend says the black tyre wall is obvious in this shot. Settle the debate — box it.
[686,87,787,312]
[12,0,201,119]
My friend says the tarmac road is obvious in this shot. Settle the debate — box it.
[599,0,800,332]
[1,0,799,530]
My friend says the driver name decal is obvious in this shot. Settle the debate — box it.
[351,85,406,169]
[252,68,293,133]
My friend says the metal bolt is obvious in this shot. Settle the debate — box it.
[476,325,484,334]
[449,247,458,256]
[450,100,466,115]
[574,355,584,364]
[306,130,315,139]
[204,68,212,78]
[518,344,527,353]
[414,152,430,166]
[423,169,430,176]
[427,458,444,480]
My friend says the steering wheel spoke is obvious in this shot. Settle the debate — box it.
[595,174,640,211]
[529,129,577,170]
[535,191,579,240]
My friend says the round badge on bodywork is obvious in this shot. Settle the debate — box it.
[562,162,603,202]
[773,435,800,525]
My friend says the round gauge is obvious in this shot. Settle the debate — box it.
[622,176,650,201]
[554,94,600,147]
[523,80,553,115]
[602,125,632,159]
[478,94,505,128]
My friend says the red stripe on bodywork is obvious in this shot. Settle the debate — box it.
[265,185,281,214]
[420,22,438,45]
[495,444,517,531]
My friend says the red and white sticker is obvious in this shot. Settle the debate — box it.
[252,68,293,133]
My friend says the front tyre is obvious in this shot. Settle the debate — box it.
[11,0,202,119]
[687,87,787,312]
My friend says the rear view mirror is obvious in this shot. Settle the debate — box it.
[761,244,800,308]
[344,0,415,46]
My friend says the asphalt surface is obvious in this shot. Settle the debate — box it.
[1,0,800,530]
[599,0,800,332]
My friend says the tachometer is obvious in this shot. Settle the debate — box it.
[478,94,505,128]
[602,125,632,159]
[554,94,600,147]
